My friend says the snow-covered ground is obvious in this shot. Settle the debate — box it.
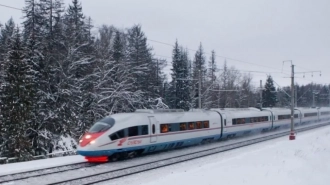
[97,125,330,185]
[0,155,85,176]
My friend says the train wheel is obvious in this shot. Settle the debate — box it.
[127,151,137,159]
[110,153,120,162]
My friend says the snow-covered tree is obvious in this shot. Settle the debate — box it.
[0,18,15,62]
[262,75,278,107]
[203,50,218,108]
[192,43,207,108]
[126,24,162,106]
[168,41,191,110]
[0,27,35,161]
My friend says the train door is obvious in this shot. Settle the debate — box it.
[222,113,227,134]
[148,116,157,143]
[211,110,225,139]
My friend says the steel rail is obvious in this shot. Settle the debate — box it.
[0,162,99,183]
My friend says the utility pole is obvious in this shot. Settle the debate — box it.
[283,60,295,140]
[198,70,202,109]
[312,90,320,108]
[260,80,263,108]
[290,64,295,140]
[295,85,297,107]
[313,91,315,107]
[285,62,322,140]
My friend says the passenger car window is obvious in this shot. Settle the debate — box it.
[128,126,139,137]
[140,125,148,135]
[196,121,202,129]
[180,123,187,130]
[188,122,195,130]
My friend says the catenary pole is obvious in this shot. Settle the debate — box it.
[289,64,295,140]
[198,70,202,109]
[260,80,262,108]
[295,85,297,107]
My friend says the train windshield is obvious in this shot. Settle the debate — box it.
[88,117,115,133]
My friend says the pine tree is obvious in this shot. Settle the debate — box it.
[63,0,86,46]
[178,48,192,110]
[22,0,47,154]
[0,18,16,108]
[168,40,181,108]
[192,43,207,108]
[262,75,278,107]
[22,0,43,42]
[126,24,156,106]
[0,27,34,161]
[204,50,218,108]
[167,41,192,110]
[0,18,15,62]
[58,0,96,137]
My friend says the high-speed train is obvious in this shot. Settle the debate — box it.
[77,107,330,162]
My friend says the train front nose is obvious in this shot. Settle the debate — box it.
[77,132,109,162]
[77,117,115,162]
[79,133,100,147]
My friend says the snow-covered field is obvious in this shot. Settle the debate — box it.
[97,125,330,185]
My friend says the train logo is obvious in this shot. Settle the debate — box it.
[117,137,127,146]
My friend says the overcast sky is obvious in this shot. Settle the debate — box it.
[1,0,329,88]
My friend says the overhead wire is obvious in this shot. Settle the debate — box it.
[147,38,289,73]
[0,3,23,11]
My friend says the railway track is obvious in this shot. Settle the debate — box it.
[0,162,99,184]
[2,121,329,185]
[49,122,330,185]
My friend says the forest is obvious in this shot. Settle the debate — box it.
[0,0,329,161]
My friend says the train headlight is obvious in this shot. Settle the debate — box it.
[79,139,83,143]
[85,135,91,139]
[90,140,96,144]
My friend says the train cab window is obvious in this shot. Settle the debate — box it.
[180,123,187,131]
[203,121,209,128]
[88,117,115,133]
[188,122,195,130]
[196,121,202,129]
[128,126,139,137]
